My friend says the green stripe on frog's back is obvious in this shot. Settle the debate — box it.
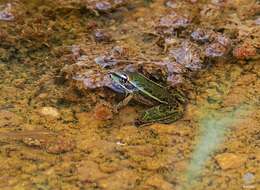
[126,71,171,104]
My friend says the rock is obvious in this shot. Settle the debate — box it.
[158,13,190,29]
[205,42,228,57]
[233,42,257,59]
[45,136,75,154]
[143,175,174,190]
[145,158,165,170]
[235,74,257,86]
[95,1,112,11]
[215,153,247,170]
[150,123,191,136]
[99,161,122,173]
[19,130,75,154]
[169,41,204,71]
[117,107,138,125]
[123,145,156,157]
[93,103,113,121]
[77,160,108,182]
[243,172,256,187]
[79,139,116,158]
[0,3,14,21]
[39,107,60,119]
[0,110,22,127]
[94,29,112,42]
[98,169,139,190]
[191,28,213,43]
[94,55,118,68]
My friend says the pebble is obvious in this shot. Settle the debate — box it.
[123,145,156,157]
[46,136,75,154]
[95,1,112,11]
[94,29,112,42]
[232,43,257,59]
[77,160,108,182]
[0,110,22,127]
[0,3,14,21]
[98,169,139,190]
[93,103,113,121]
[39,107,60,119]
[169,41,203,71]
[243,172,255,185]
[144,175,174,190]
[215,153,247,170]
[205,42,227,57]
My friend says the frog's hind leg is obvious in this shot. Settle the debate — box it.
[135,105,184,126]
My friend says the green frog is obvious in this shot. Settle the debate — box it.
[109,70,185,126]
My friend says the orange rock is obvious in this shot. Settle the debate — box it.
[233,43,257,59]
[215,153,247,170]
[98,169,139,190]
[77,160,108,182]
[93,103,113,121]
[39,107,60,119]
[125,145,156,157]
[0,110,22,127]
[144,174,174,190]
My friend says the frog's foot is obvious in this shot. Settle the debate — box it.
[114,94,133,113]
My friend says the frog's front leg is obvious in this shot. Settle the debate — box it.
[114,94,134,113]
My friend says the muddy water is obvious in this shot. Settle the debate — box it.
[0,1,259,190]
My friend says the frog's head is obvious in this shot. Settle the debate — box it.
[109,71,128,85]
[109,71,136,93]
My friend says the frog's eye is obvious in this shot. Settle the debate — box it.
[119,74,128,83]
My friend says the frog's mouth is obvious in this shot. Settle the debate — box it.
[108,71,128,93]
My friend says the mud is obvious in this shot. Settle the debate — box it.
[0,0,259,190]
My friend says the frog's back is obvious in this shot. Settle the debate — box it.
[126,71,171,104]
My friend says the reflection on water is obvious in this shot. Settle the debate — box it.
[182,105,252,189]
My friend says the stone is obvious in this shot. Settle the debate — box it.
[150,123,191,136]
[93,103,113,121]
[124,145,156,157]
[77,160,108,182]
[39,107,60,119]
[98,169,139,190]
[215,153,247,170]
[0,110,22,127]
[144,175,174,190]
[45,136,75,154]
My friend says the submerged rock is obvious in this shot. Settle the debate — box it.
[215,153,247,170]
[77,160,108,182]
[94,29,112,42]
[205,42,228,57]
[95,1,112,11]
[156,12,191,36]
[191,28,213,43]
[93,103,113,121]
[94,55,118,68]
[159,13,190,29]
[169,41,204,71]
[39,107,60,119]
[86,0,128,13]
[0,3,14,21]
[233,42,257,59]
[0,110,22,128]
[98,169,139,190]
[143,174,174,190]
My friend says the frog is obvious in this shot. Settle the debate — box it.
[109,70,186,126]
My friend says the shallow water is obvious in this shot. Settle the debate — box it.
[0,0,259,190]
